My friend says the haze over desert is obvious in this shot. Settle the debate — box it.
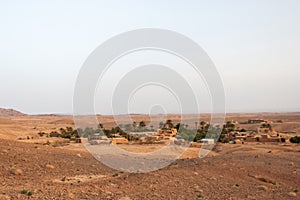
[1,1,300,199]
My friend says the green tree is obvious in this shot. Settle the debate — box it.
[175,123,182,131]
[139,121,146,130]
[260,123,271,129]
[200,121,206,130]
[66,126,73,133]
[150,125,154,131]
[165,119,174,128]
[82,127,95,138]
[59,128,66,135]
[225,121,235,130]
[98,123,103,129]
[159,121,164,129]
[290,136,300,143]
[124,124,132,132]
[132,121,137,131]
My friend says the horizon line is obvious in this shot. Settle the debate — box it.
[2,107,300,116]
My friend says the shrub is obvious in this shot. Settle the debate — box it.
[49,131,60,137]
[290,136,300,143]
[27,191,34,196]
[20,189,28,194]
[38,132,46,137]
[20,189,34,196]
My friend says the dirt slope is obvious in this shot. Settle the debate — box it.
[0,139,299,199]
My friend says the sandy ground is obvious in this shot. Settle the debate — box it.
[0,139,299,199]
[0,113,300,199]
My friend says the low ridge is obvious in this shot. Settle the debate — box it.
[0,108,26,117]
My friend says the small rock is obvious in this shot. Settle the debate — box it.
[119,196,131,200]
[68,193,75,199]
[153,193,160,197]
[10,168,23,175]
[194,185,203,193]
[2,149,9,153]
[257,185,268,191]
[246,195,256,200]
[289,162,294,166]
[46,164,55,169]
[288,192,297,197]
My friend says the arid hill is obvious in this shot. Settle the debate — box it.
[0,108,26,117]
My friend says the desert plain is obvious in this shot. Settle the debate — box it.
[0,109,299,199]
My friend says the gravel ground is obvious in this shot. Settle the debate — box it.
[0,139,299,200]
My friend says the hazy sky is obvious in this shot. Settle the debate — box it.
[0,0,300,114]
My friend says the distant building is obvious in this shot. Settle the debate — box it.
[226,130,286,144]
[157,128,177,137]
[88,134,101,141]
[88,134,112,145]
[111,137,129,144]
[247,119,266,124]
[200,139,215,144]
[137,128,177,144]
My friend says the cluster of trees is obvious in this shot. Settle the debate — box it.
[122,121,155,132]
[260,123,272,128]
[38,127,79,139]
[160,120,217,142]
[37,120,249,143]
[124,120,241,142]
[77,124,129,139]
[176,120,242,142]
[38,125,129,140]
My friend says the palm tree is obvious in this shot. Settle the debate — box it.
[139,121,146,130]
[200,121,206,131]
[132,121,137,131]
[150,125,154,131]
[159,121,164,129]
[60,128,66,134]
[98,123,103,129]
[66,126,73,134]
[124,124,132,132]
[165,120,174,128]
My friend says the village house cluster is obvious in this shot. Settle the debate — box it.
[224,119,287,144]
[87,128,179,145]
[86,118,296,146]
